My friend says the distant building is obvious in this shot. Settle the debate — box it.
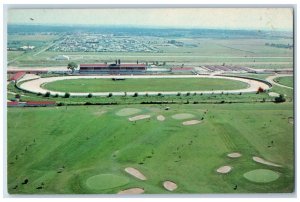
[20,45,35,50]
[26,101,56,107]
[7,101,22,107]
[8,69,48,75]
[55,55,70,60]
[9,71,26,82]
[171,67,195,73]
[7,101,56,107]
[80,63,147,74]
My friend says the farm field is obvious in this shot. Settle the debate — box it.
[7,103,294,194]
[274,76,293,88]
[42,78,249,93]
[7,35,293,68]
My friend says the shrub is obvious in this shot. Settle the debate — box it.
[158,93,162,96]
[37,92,42,96]
[57,102,64,106]
[124,92,127,96]
[44,92,51,97]
[133,92,138,97]
[257,87,264,94]
[15,94,21,99]
[177,92,181,96]
[64,92,70,98]
[186,92,190,96]
[87,93,93,98]
[274,94,286,103]
[54,93,59,97]
[145,93,149,97]
[108,93,113,97]
[239,92,242,95]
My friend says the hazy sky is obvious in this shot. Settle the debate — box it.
[8,8,293,31]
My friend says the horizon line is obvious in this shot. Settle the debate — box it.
[7,23,293,32]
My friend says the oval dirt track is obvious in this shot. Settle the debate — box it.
[19,74,271,97]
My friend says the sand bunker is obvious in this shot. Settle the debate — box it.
[182,120,202,126]
[163,181,177,191]
[252,156,282,167]
[118,188,144,194]
[128,115,151,122]
[243,169,280,183]
[116,108,141,116]
[216,165,232,174]
[268,92,280,97]
[171,113,195,120]
[227,152,242,158]
[125,167,147,180]
[157,115,166,121]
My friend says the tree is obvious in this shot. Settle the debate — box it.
[257,87,264,94]
[15,94,21,99]
[44,92,51,97]
[67,62,78,73]
[275,94,286,103]
[64,92,70,98]
[87,93,93,98]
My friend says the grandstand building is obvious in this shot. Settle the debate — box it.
[79,62,147,74]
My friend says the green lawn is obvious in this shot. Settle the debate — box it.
[42,78,249,93]
[7,103,294,194]
[274,76,294,88]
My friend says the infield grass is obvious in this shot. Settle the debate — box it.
[42,78,249,93]
[274,76,293,88]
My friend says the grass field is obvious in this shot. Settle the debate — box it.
[274,76,294,88]
[42,78,249,93]
[7,103,294,194]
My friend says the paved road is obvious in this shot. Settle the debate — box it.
[266,74,293,89]
[19,74,271,97]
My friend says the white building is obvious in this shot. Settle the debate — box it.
[20,45,35,50]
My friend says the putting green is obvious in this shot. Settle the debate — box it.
[86,174,130,190]
[171,113,195,120]
[115,108,142,116]
[243,169,280,183]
